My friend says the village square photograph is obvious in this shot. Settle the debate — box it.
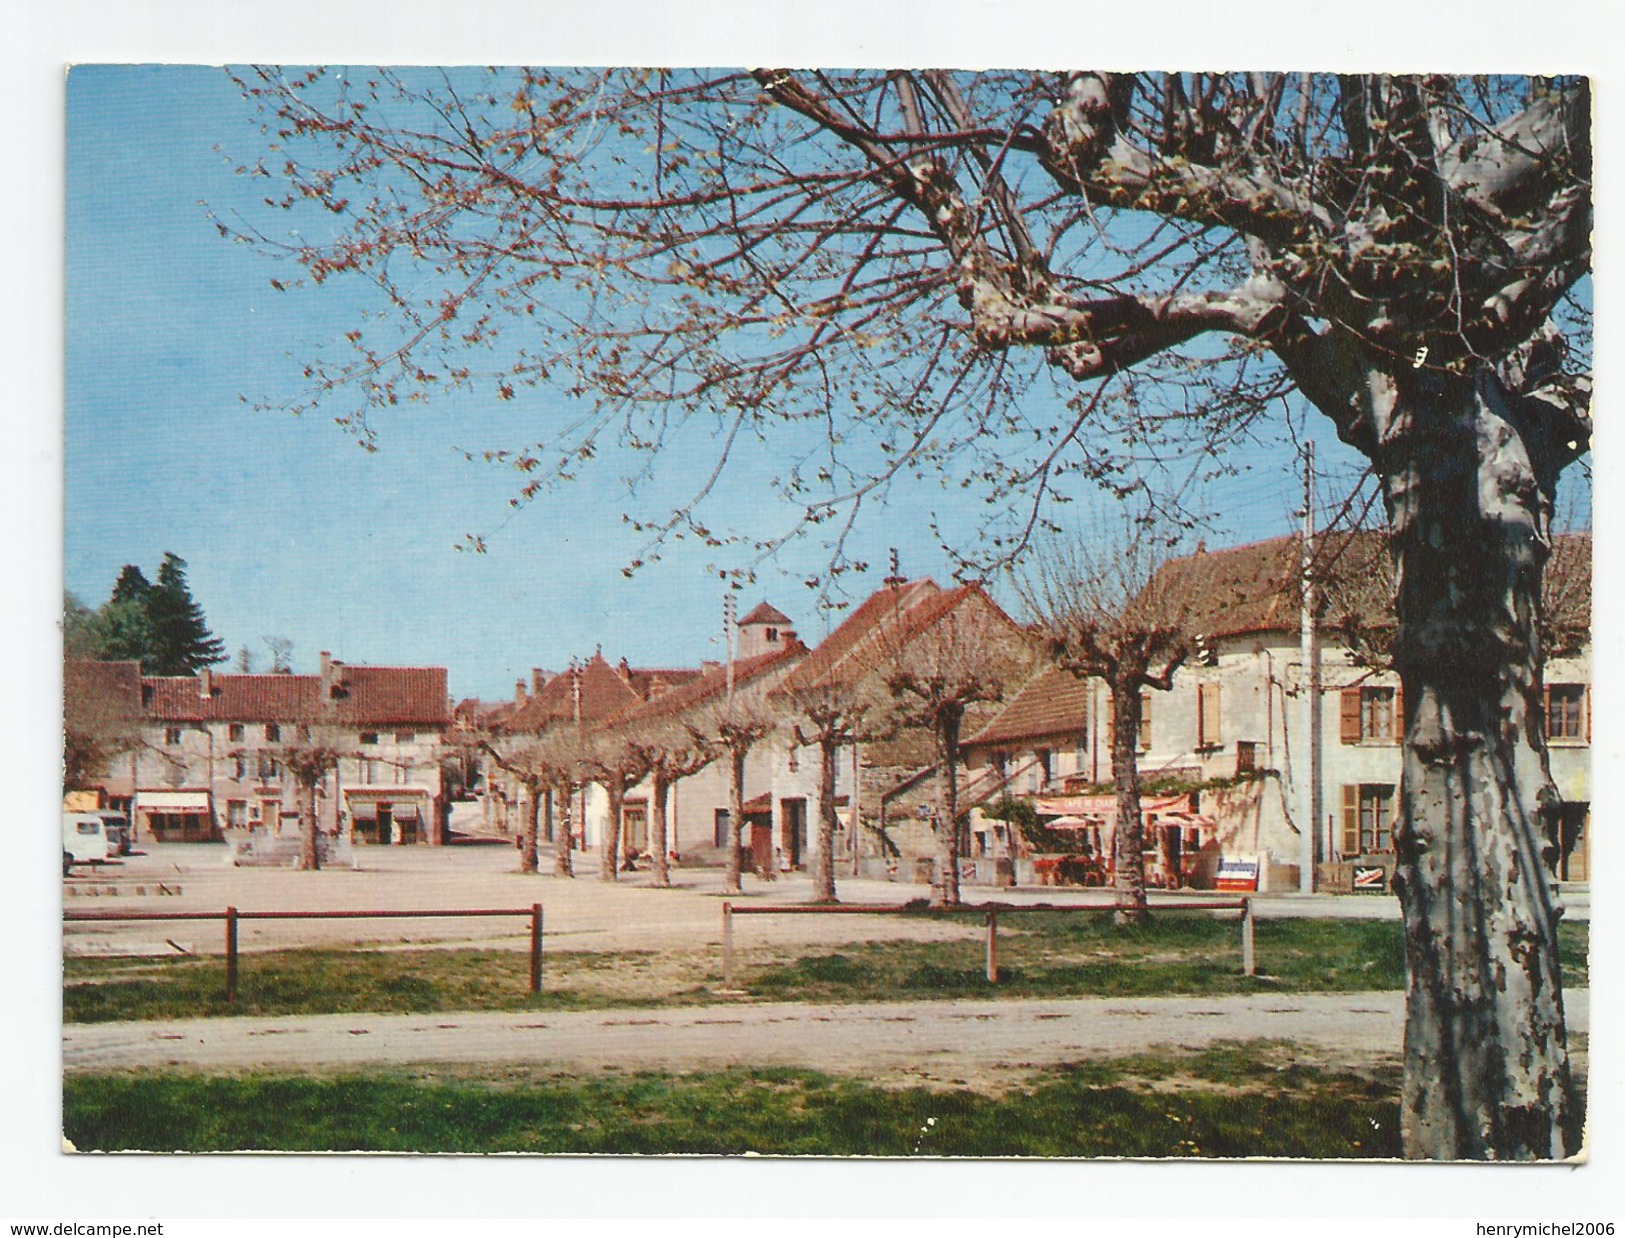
[34,12,1606,1208]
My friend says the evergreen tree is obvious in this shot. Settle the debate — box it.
[96,566,154,663]
[144,553,226,675]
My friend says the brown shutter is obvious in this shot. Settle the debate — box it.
[1341,785,1359,857]
[1199,683,1221,748]
[1392,684,1404,743]
[1340,688,1363,744]
[1543,684,1552,740]
[1585,685,1591,742]
[1139,692,1152,751]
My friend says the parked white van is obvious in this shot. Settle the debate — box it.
[63,812,119,873]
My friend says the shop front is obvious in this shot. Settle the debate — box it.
[345,788,434,844]
[134,790,219,842]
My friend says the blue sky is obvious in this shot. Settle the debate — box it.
[62,64,1580,702]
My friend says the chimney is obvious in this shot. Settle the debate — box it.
[515,679,528,706]
[783,630,798,646]
[531,668,548,695]
[700,660,722,675]
[198,668,212,698]
[617,657,632,683]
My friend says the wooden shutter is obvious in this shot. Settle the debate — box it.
[1585,685,1591,742]
[1139,692,1152,752]
[1340,688,1363,744]
[1198,683,1221,748]
[1393,684,1404,743]
[1543,684,1552,739]
[1341,785,1359,856]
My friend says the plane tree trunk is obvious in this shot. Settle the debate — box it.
[518,782,541,874]
[931,706,964,908]
[723,749,747,895]
[811,737,840,903]
[601,780,623,882]
[554,785,574,878]
[650,771,672,887]
[1380,368,1580,1159]
[1109,675,1148,925]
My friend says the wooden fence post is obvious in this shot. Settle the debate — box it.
[722,901,734,990]
[530,903,543,995]
[985,909,998,984]
[225,906,239,1002]
[1241,898,1255,977]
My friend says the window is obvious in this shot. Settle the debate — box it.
[394,760,411,785]
[232,754,246,780]
[764,627,779,643]
[1197,683,1222,749]
[227,800,247,828]
[1341,783,1396,855]
[1236,740,1258,775]
[394,732,415,745]
[714,808,732,849]
[361,732,379,746]
[1073,733,1088,772]
[257,752,280,780]
[1547,685,1587,742]
[228,724,245,742]
[265,724,280,742]
[361,758,376,785]
[1103,692,1153,753]
[164,727,182,746]
[1340,686,1399,744]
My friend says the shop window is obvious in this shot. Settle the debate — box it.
[1340,685,1400,743]
[1341,783,1396,855]
[1546,685,1587,742]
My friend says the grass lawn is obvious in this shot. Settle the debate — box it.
[63,916,1589,1023]
[62,1042,1405,1156]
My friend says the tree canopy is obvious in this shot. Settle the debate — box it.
[69,552,227,675]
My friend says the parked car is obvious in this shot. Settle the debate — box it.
[95,811,132,855]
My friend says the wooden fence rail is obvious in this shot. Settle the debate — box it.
[63,905,546,1000]
[720,898,1254,991]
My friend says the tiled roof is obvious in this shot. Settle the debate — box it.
[501,653,644,733]
[966,665,1092,749]
[740,601,792,626]
[611,640,807,725]
[141,666,449,726]
[64,660,143,716]
[1149,530,1590,640]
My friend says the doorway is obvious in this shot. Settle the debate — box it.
[779,798,807,869]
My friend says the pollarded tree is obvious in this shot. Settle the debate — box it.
[270,722,351,871]
[580,730,654,882]
[630,718,717,887]
[480,728,572,874]
[1019,517,1198,923]
[871,587,1037,907]
[238,68,1590,1160]
[689,698,777,896]
[774,675,892,904]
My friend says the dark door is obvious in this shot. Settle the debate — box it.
[780,798,806,869]
[750,821,772,872]
[378,804,394,845]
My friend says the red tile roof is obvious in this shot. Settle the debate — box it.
[141,666,449,726]
[501,653,644,733]
[740,601,792,626]
[966,665,1092,749]
[611,640,807,725]
[64,660,143,716]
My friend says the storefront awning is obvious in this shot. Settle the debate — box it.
[136,790,212,814]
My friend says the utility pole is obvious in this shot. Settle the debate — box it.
[724,594,737,703]
[1298,442,1321,894]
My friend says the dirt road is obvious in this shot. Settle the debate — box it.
[59,988,1591,1089]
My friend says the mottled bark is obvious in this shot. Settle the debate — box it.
[724,748,746,895]
[650,772,671,887]
[601,781,623,882]
[932,706,965,907]
[1110,675,1148,924]
[297,774,321,872]
[554,786,575,878]
[811,737,840,902]
[1381,369,1579,1159]
[518,783,541,874]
